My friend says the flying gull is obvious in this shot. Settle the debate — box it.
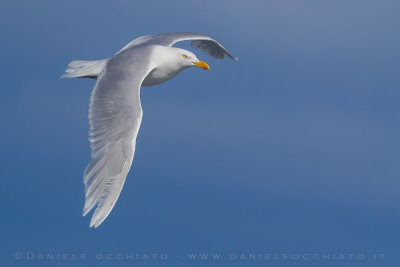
[62,32,236,228]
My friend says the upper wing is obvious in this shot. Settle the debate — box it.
[117,32,237,61]
[82,47,154,228]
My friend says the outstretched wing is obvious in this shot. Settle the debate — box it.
[118,32,237,61]
[83,47,154,228]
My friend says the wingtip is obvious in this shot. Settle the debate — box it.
[82,208,89,217]
[89,217,102,228]
[226,54,238,61]
[83,208,96,228]
[89,216,97,228]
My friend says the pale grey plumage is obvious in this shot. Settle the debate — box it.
[62,32,236,228]
[82,47,155,228]
[117,32,237,60]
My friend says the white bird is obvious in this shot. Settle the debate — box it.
[62,32,236,228]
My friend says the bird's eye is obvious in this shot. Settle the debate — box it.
[182,54,188,59]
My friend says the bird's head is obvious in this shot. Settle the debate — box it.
[173,48,210,70]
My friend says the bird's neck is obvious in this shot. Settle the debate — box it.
[142,46,187,87]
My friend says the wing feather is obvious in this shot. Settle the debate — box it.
[117,32,237,61]
[82,48,153,228]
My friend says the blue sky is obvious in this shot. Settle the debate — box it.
[1,0,399,266]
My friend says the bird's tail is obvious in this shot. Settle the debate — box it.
[61,59,109,79]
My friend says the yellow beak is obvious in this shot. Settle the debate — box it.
[193,60,210,70]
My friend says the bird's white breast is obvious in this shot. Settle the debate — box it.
[142,66,183,86]
[141,45,187,86]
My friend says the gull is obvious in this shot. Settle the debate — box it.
[62,32,236,228]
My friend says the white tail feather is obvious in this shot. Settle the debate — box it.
[61,59,108,79]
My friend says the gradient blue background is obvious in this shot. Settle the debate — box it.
[1,0,399,266]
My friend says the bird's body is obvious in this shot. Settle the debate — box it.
[62,32,236,228]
